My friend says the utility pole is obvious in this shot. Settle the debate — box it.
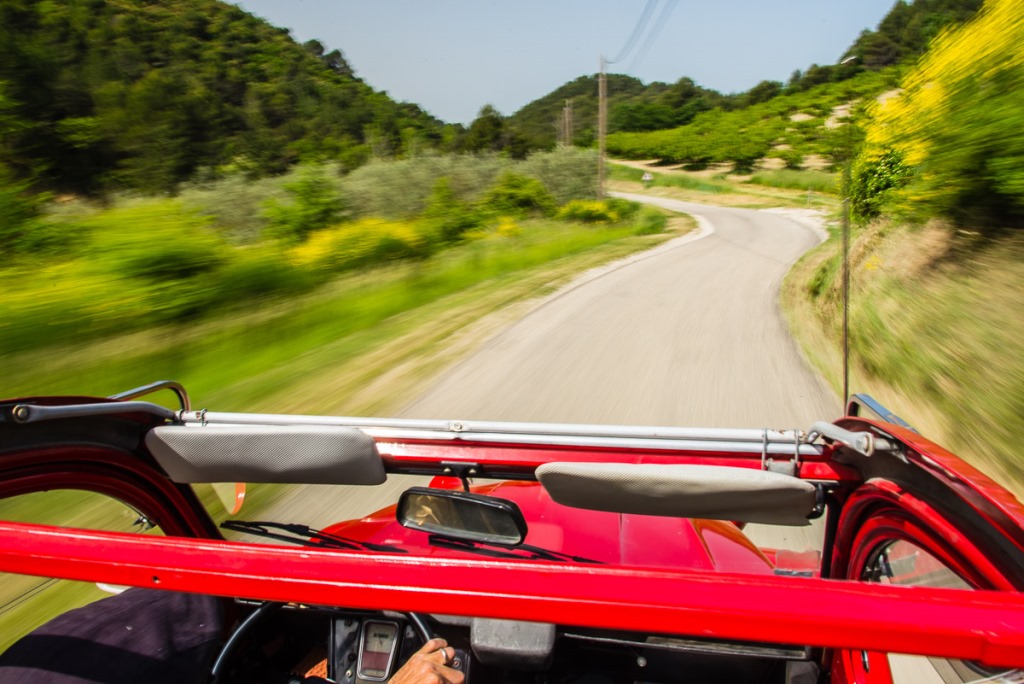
[842,150,851,409]
[838,55,858,412]
[598,55,607,199]
[562,98,573,147]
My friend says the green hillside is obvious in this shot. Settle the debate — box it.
[0,0,451,194]
[606,69,897,172]
[507,74,728,150]
[502,0,982,164]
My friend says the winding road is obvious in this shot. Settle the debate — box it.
[400,193,838,427]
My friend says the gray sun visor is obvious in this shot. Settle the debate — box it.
[145,424,386,485]
[536,462,817,526]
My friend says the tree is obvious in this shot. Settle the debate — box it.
[460,105,506,153]
[856,31,903,68]
[263,165,346,240]
[610,102,676,132]
[481,172,556,217]
[743,80,783,107]
[662,77,701,109]
[421,177,481,243]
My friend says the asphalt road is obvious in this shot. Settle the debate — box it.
[400,193,838,428]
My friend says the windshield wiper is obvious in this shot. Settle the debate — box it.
[221,520,406,553]
[428,535,602,564]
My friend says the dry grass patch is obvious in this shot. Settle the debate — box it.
[783,219,1024,500]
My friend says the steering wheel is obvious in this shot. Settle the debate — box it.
[209,603,435,683]
[405,611,435,643]
[210,601,281,682]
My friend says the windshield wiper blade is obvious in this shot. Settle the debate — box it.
[221,520,406,553]
[222,520,357,549]
[428,535,602,564]
[314,528,406,553]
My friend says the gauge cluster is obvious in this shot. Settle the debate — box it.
[326,614,469,683]
[356,620,400,681]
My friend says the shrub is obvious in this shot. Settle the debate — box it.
[606,197,641,220]
[480,172,556,217]
[518,148,599,204]
[214,248,319,301]
[180,172,289,243]
[338,150,597,220]
[556,200,621,224]
[263,165,346,240]
[850,148,912,221]
[341,154,509,218]
[84,200,224,272]
[495,216,521,238]
[0,169,52,257]
[82,200,233,320]
[290,218,430,272]
[859,0,1024,228]
[553,198,657,233]
[420,177,483,243]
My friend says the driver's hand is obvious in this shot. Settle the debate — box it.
[388,637,465,684]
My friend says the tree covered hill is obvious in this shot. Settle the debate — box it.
[506,74,729,151]
[605,68,897,172]
[846,0,982,68]
[505,0,984,152]
[0,0,451,194]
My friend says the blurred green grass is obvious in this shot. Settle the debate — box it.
[0,491,156,652]
[745,169,838,194]
[607,162,839,210]
[608,163,734,194]
[1,218,656,402]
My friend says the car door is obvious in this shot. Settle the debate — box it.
[826,414,1024,684]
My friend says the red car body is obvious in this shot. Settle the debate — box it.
[1,384,1023,682]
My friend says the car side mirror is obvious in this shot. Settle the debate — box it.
[397,487,528,546]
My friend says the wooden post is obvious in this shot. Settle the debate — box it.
[598,56,607,199]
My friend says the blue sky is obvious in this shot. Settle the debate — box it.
[233,0,896,124]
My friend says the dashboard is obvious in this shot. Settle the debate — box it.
[221,602,818,684]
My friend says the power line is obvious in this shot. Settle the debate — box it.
[607,0,658,65]
[627,0,679,73]
[599,0,677,199]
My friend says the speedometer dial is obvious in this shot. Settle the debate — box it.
[357,620,400,681]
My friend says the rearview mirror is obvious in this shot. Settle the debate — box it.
[397,487,528,546]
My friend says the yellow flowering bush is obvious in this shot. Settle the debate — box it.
[556,200,621,224]
[496,216,521,238]
[859,0,1024,225]
[290,218,430,272]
